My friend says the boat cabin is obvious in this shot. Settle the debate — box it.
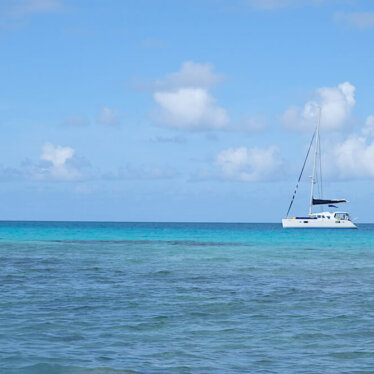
[308,212,351,221]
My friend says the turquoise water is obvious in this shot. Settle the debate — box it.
[1,221,374,373]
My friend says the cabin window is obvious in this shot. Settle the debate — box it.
[335,213,348,220]
[304,221,308,223]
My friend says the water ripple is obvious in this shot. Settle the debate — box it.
[2,222,374,373]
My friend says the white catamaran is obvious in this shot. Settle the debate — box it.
[282,109,357,229]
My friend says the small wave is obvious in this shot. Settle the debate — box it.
[42,239,247,247]
[153,270,172,275]
[18,363,138,374]
[324,351,374,359]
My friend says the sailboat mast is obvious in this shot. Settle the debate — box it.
[309,108,321,215]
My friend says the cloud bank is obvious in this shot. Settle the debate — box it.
[324,115,374,180]
[216,146,282,181]
[282,82,356,131]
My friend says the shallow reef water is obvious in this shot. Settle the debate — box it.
[1,221,374,373]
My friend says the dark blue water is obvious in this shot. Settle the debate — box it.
[1,221,374,373]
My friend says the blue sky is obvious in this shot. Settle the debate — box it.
[1,0,374,222]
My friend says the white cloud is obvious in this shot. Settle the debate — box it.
[154,88,229,130]
[151,62,268,132]
[319,115,374,180]
[97,107,119,125]
[41,142,73,165]
[216,146,282,181]
[0,143,89,182]
[335,12,374,29]
[326,136,374,180]
[362,115,374,137]
[282,82,356,131]
[32,142,82,181]
[151,62,229,131]
[6,0,64,17]
[154,61,224,90]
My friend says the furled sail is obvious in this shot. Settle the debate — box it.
[312,198,347,206]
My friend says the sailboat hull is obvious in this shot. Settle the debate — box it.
[282,218,357,229]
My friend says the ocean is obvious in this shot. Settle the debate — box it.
[1,221,374,373]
